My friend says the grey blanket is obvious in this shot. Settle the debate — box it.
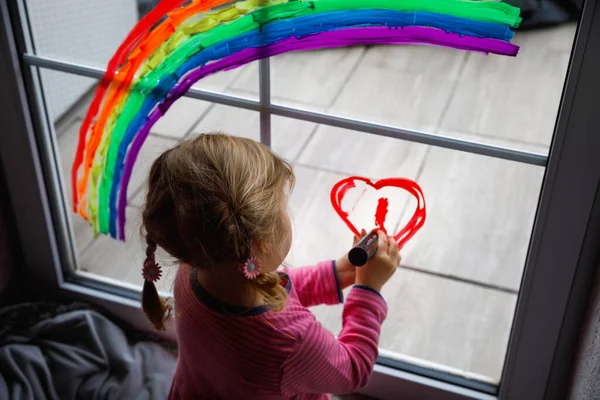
[0,302,176,400]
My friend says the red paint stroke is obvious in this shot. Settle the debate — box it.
[330,176,426,249]
[375,197,389,233]
[71,0,188,213]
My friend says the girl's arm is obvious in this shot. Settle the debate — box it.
[285,261,344,307]
[280,286,387,395]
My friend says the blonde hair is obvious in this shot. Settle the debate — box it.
[141,133,294,330]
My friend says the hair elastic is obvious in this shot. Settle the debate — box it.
[239,256,262,280]
[143,259,163,282]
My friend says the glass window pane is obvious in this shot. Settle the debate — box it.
[230,48,365,111]
[191,63,258,98]
[288,122,542,382]
[40,69,96,125]
[47,67,545,382]
[270,25,576,154]
[23,0,257,97]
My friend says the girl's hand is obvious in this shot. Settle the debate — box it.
[335,229,368,290]
[355,231,400,293]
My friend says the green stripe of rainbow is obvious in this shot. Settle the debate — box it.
[71,0,521,240]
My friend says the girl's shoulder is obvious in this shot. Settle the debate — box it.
[173,264,317,343]
[174,265,309,321]
[261,276,317,340]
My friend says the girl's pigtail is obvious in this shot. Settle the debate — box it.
[251,272,288,312]
[239,256,288,311]
[142,237,172,330]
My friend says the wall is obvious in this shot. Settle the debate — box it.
[25,0,138,121]
[0,208,13,300]
[569,267,600,399]
[0,168,15,302]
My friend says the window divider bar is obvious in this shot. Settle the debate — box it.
[259,57,272,147]
[269,104,548,167]
[22,53,547,167]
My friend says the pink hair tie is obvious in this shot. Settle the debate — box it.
[239,256,262,280]
[143,259,162,282]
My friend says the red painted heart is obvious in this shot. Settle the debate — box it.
[330,176,426,249]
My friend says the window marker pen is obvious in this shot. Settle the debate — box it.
[348,230,378,267]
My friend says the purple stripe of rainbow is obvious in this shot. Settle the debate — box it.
[117,25,517,238]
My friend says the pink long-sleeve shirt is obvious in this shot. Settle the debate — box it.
[168,260,388,399]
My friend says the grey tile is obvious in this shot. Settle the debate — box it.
[152,61,257,139]
[55,121,80,203]
[72,93,94,121]
[298,64,457,178]
[440,26,576,148]
[400,141,545,291]
[379,269,516,382]
[230,47,365,109]
[361,44,467,79]
[191,104,317,161]
[56,120,95,254]
[131,183,147,209]
[514,23,577,52]
[56,89,93,136]
[297,123,428,179]
[464,289,518,383]
[150,97,211,138]
[127,135,180,207]
[78,207,143,280]
[192,62,256,98]
[439,63,566,148]
[326,64,457,131]
[69,215,95,257]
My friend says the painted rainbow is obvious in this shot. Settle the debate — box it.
[72,0,522,240]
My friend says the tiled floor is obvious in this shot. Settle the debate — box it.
[53,24,576,384]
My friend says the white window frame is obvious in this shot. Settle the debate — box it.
[1,0,599,398]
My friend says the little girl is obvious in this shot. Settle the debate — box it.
[140,133,400,399]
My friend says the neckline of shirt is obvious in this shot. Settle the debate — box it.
[189,270,292,316]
